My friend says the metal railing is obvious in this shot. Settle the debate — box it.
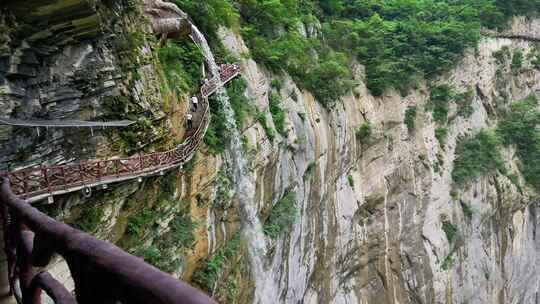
[0,178,217,304]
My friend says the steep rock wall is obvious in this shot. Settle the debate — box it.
[214,16,540,304]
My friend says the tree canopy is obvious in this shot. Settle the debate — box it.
[174,0,539,102]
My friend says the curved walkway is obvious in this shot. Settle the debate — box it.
[0,63,240,203]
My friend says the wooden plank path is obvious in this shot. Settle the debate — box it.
[0,63,240,203]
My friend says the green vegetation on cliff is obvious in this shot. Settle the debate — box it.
[404,106,417,133]
[356,121,373,143]
[264,191,298,239]
[269,92,287,136]
[452,94,540,190]
[452,130,505,185]
[497,95,540,190]
[158,40,204,95]
[173,0,537,104]
[192,233,242,291]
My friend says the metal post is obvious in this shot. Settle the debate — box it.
[59,167,66,190]
[41,165,51,194]
[78,164,84,187]
[96,162,101,181]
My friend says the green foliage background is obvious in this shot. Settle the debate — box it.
[173,0,538,103]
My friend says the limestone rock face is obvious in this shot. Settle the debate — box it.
[0,0,166,170]
[215,16,540,303]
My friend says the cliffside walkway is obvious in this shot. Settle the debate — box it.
[0,63,241,204]
[481,30,540,42]
[0,118,135,128]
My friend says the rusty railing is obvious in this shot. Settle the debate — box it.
[0,178,217,304]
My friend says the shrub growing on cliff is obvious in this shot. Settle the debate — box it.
[356,121,373,143]
[304,162,317,180]
[75,204,105,233]
[137,246,162,267]
[301,52,353,105]
[461,201,474,219]
[256,111,275,142]
[452,130,505,185]
[192,233,241,292]
[435,127,449,147]
[404,106,417,133]
[455,88,475,118]
[228,77,252,129]
[204,97,228,154]
[269,92,287,136]
[511,49,524,74]
[168,212,199,248]
[497,95,540,190]
[429,85,456,124]
[441,254,455,271]
[264,192,298,239]
[157,41,203,95]
[127,209,159,237]
[347,175,354,188]
[442,220,458,244]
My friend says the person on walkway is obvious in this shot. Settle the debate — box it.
[186,113,193,129]
[192,96,198,110]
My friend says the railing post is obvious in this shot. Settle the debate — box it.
[41,165,51,195]
[22,171,28,201]
[115,159,120,177]
[96,162,101,181]
[59,167,66,191]
[78,164,84,187]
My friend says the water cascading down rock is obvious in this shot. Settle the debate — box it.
[189,20,279,304]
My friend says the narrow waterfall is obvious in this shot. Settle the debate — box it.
[189,24,278,303]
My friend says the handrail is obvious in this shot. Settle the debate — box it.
[0,178,217,304]
[481,29,540,42]
[0,64,240,203]
[0,118,135,128]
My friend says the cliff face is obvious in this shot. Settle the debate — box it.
[2,1,540,304]
[0,0,171,169]
[214,17,540,303]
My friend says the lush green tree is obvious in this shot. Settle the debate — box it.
[173,0,239,37]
